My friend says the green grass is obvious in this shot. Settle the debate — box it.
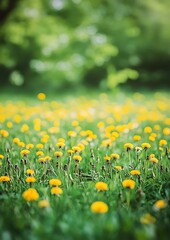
[0,91,170,240]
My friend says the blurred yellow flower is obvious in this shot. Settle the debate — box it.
[90,201,108,214]
[141,142,151,150]
[22,188,39,201]
[95,182,108,191]
[154,200,167,210]
[122,179,135,189]
[51,187,63,195]
[37,93,46,100]
[38,200,50,208]
[140,213,156,224]
[26,169,35,175]
[130,170,141,175]
[0,176,10,182]
[26,177,36,183]
[49,179,62,186]
[124,143,134,151]
[159,139,167,146]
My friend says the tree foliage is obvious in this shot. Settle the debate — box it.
[0,0,169,90]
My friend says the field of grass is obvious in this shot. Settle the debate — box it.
[0,91,170,240]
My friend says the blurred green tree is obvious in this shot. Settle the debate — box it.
[0,0,169,90]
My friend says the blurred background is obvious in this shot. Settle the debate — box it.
[0,0,170,93]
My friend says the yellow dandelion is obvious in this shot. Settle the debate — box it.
[51,187,63,195]
[54,151,63,158]
[133,135,141,141]
[154,200,167,210]
[73,155,82,162]
[22,188,39,201]
[110,153,120,160]
[37,93,46,100]
[124,143,134,151]
[0,154,4,160]
[26,177,36,183]
[140,213,156,224]
[149,157,158,164]
[26,169,35,175]
[114,166,123,171]
[90,201,108,214]
[159,139,167,146]
[122,179,135,189]
[130,170,141,175]
[95,182,108,191]
[38,200,50,208]
[49,179,62,186]
[0,176,10,182]
[141,142,151,150]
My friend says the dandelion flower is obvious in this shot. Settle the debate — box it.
[124,143,134,151]
[95,182,108,191]
[0,176,10,182]
[110,153,120,160]
[0,154,4,160]
[90,201,108,214]
[115,166,123,171]
[141,142,151,150]
[49,178,61,186]
[149,157,158,164]
[26,177,36,183]
[130,170,141,175]
[73,155,82,162]
[38,200,50,208]
[51,187,63,195]
[26,169,35,175]
[122,179,135,189]
[154,200,167,210]
[159,139,167,146]
[22,188,39,201]
[140,213,156,224]
[37,93,46,100]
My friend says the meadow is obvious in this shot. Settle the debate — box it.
[0,91,170,240]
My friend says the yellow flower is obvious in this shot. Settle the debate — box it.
[110,153,120,160]
[13,137,20,144]
[135,146,142,152]
[104,156,111,161]
[144,126,152,133]
[22,188,39,201]
[133,135,141,141]
[124,143,134,151]
[73,155,82,162]
[159,139,167,146]
[0,176,10,182]
[77,143,85,151]
[149,157,158,164]
[67,149,74,155]
[95,182,108,191]
[68,130,77,137]
[114,166,123,171]
[72,146,81,153]
[56,142,65,148]
[154,200,167,210]
[38,200,50,208]
[17,141,25,148]
[26,169,35,175]
[37,93,46,100]
[141,142,151,150]
[6,122,13,128]
[0,129,9,137]
[149,154,155,159]
[122,179,135,189]
[54,151,63,157]
[90,201,108,214]
[130,170,141,175]
[163,128,170,135]
[36,143,44,149]
[21,124,29,133]
[140,213,156,224]
[20,149,30,156]
[0,154,4,160]
[51,187,63,195]
[36,151,44,156]
[49,179,62,186]
[26,143,34,149]
[26,177,36,183]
